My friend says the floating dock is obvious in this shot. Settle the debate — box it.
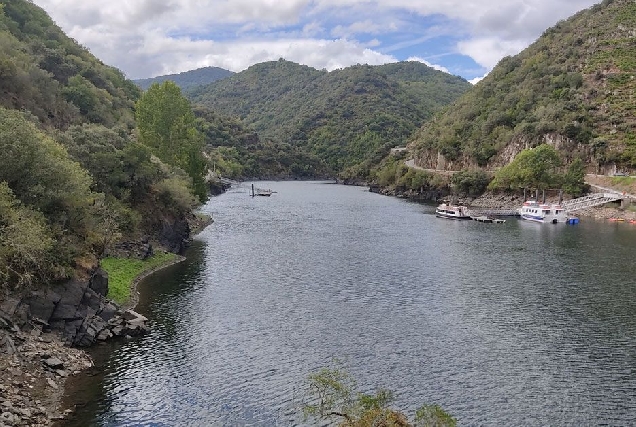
[471,215,506,224]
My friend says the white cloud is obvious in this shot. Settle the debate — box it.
[469,75,486,85]
[406,56,449,74]
[331,19,397,38]
[31,0,600,80]
[457,37,529,69]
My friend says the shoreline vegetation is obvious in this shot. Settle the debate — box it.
[100,252,185,309]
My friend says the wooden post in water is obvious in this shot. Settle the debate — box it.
[251,183,255,197]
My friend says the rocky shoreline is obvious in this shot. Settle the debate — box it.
[0,280,151,427]
[0,203,213,426]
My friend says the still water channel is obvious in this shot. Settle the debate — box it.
[63,181,636,426]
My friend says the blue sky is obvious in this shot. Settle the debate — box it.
[32,0,600,83]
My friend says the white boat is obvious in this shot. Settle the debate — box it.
[435,203,471,220]
[518,200,568,223]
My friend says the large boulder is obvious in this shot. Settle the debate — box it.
[159,217,190,254]
[89,268,109,297]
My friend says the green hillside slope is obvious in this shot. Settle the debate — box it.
[0,0,140,129]
[188,59,471,176]
[410,0,636,173]
[0,1,209,291]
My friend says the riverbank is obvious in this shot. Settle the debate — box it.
[0,248,197,425]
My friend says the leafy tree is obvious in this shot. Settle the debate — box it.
[0,182,54,289]
[488,144,562,191]
[451,170,492,196]
[136,81,208,202]
[303,365,456,427]
[562,157,587,196]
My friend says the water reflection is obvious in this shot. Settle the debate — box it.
[63,183,636,425]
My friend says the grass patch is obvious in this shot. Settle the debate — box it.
[101,252,179,304]
[609,176,635,186]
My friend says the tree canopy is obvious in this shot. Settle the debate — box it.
[187,60,470,178]
[488,144,562,191]
[136,81,208,202]
[303,365,456,427]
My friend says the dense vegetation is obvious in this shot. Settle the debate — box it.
[0,0,140,129]
[0,1,207,292]
[410,0,636,174]
[136,81,208,202]
[488,144,587,196]
[193,106,330,179]
[303,365,456,426]
[134,66,234,91]
[188,59,471,178]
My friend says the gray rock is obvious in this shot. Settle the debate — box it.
[42,358,64,370]
[98,303,118,322]
[0,332,16,355]
[0,298,20,320]
[80,288,102,313]
[122,310,147,322]
[50,280,87,321]
[24,290,60,324]
[74,316,107,347]
[89,268,109,297]
[50,303,79,322]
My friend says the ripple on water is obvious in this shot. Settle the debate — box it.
[68,183,636,426]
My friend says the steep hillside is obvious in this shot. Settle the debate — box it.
[0,0,209,294]
[410,0,636,174]
[0,0,140,129]
[194,106,330,179]
[134,66,234,91]
[188,60,471,175]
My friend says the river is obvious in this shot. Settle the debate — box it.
[62,181,636,426]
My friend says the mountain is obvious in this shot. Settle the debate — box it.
[0,0,140,129]
[134,66,234,91]
[410,0,636,174]
[0,0,205,293]
[193,105,331,180]
[187,59,471,176]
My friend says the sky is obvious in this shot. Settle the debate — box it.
[32,0,600,84]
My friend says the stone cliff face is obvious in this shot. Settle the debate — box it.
[412,132,599,173]
[0,268,148,349]
[159,216,191,254]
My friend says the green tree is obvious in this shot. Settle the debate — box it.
[0,182,54,289]
[451,170,492,196]
[489,144,562,191]
[136,81,208,202]
[562,157,587,196]
[303,365,456,427]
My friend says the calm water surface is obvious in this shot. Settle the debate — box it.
[64,181,636,426]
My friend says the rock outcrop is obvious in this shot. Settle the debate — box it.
[1,269,149,348]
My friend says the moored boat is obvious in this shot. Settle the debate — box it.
[436,202,471,220]
[518,200,568,223]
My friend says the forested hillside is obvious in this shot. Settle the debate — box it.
[0,1,208,291]
[134,66,234,91]
[194,106,330,179]
[410,0,636,173]
[187,59,471,178]
[0,0,140,128]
